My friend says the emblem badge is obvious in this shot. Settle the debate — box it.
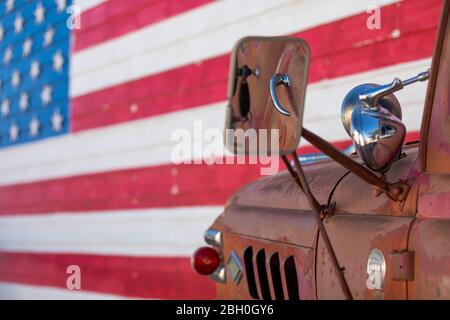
[226,250,243,284]
[366,248,386,290]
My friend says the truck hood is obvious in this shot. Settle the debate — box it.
[213,145,419,248]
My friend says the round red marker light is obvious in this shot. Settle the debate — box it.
[192,247,220,275]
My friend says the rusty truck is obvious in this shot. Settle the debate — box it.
[192,0,450,300]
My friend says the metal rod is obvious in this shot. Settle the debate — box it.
[401,69,430,86]
[291,152,353,300]
[281,155,302,190]
[302,128,390,193]
[359,69,430,108]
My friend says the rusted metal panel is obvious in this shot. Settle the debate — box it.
[214,233,315,300]
[417,173,450,218]
[389,251,415,281]
[228,159,348,211]
[408,219,450,299]
[422,0,450,173]
[215,205,318,248]
[331,146,419,217]
[316,215,413,299]
[222,144,419,220]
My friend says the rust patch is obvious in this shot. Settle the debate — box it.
[418,173,450,218]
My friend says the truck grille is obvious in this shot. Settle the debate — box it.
[243,247,300,300]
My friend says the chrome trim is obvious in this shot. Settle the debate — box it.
[359,69,430,109]
[209,266,226,284]
[341,83,401,137]
[298,144,355,165]
[270,73,291,116]
[226,250,243,284]
[204,229,222,248]
[341,69,429,172]
[358,78,403,110]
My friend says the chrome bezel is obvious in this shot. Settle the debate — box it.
[204,229,222,248]
[209,266,226,284]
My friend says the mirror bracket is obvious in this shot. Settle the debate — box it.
[236,65,259,82]
[302,127,411,203]
[359,70,430,110]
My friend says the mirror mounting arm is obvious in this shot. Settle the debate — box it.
[236,64,259,82]
[359,70,430,109]
[281,152,353,300]
[301,127,410,202]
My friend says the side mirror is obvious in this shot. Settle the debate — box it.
[349,104,406,172]
[341,70,429,172]
[225,36,310,156]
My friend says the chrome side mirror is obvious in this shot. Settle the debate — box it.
[341,70,429,172]
[225,36,310,155]
[350,105,405,172]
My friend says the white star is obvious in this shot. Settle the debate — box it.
[29,116,40,137]
[55,0,67,12]
[30,61,40,79]
[3,46,12,65]
[9,122,19,142]
[23,38,33,57]
[6,0,14,13]
[43,27,55,47]
[41,85,52,105]
[51,109,63,131]
[14,14,24,34]
[52,50,64,72]
[1,99,10,117]
[11,70,21,88]
[34,3,45,24]
[0,25,4,42]
[19,92,29,111]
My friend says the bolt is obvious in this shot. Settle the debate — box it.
[391,186,402,196]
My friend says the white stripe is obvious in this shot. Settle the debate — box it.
[0,58,430,186]
[74,0,106,13]
[70,0,398,97]
[0,206,221,256]
[0,282,129,300]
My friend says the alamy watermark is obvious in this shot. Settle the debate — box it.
[66,265,81,290]
[366,5,381,30]
[171,121,280,175]
[66,5,81,30]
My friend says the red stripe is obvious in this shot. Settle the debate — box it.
[74,0,213,52]
[0,160,260,215]
[0,252,214,299]
[71,0,440,132]
[0,142,350,215]
[0,134,421,215]
[71,55,229,132]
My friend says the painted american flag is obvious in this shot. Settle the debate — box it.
[0,0,440,299]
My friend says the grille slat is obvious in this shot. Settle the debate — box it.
[269,253,285,300]
[285,256,300,300]
[243,246,300,300]
[255,249,272,300]
[243,247,259,299]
